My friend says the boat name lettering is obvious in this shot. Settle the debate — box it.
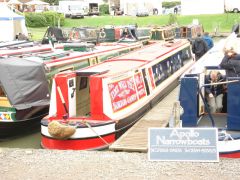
[118,81,127,89]
[170,129,199,139]
[126,79,135,91]
[112,94,138,111]
[113,99,128,111]
[127,94,137,104]
[156,136,210,146]
[110,85,120,100]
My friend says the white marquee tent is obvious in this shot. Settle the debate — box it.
[181,0,224,15]
[0,3,28,42]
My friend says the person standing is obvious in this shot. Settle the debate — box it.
[192,33,208,60]
[220,49,240,77]
[203,32,214,49]
[174,7,178,14]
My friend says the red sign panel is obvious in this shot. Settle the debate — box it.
[134,72,146,99]
[108,77,138,112]
[148,68,156,90]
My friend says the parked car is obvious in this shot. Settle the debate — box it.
[67,9,84,19]
[136,8,149,17]
[225,0,240,13]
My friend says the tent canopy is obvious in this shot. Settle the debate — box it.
[0,4,24,20]
[0,4,28,42]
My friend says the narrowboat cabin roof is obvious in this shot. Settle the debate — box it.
[77,40,190,77]
[77,59,145,77]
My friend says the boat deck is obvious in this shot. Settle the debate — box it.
[109,86,179,152]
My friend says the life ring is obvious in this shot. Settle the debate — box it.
[99,31,106,39]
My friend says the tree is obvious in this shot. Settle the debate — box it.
[43,0,59,5]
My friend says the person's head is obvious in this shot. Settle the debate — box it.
[210,70,219,82]
[224,47,237,57]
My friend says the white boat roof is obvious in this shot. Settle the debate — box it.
[78,40,189,77]
[183,33,240,75]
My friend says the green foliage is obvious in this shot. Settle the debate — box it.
[42,11,65,26]
[25,11,64,27]
[99,4,109,15]
[25,13,48,27]
[162,1,181,8]
[168,14,178,25]
[43,0,59,5]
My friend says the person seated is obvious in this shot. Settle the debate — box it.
[205,70,226,113]
[18,33,28,41]
[220,48,240,78]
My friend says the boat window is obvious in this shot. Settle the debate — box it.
[88,57,98,66]
[59,66,74,73]
[79,77,88,90]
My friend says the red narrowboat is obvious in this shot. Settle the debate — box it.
[41,39,194,150]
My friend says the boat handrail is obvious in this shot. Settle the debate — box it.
[200,79,239,87]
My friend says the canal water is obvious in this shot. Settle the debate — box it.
[0,36,225,149]
[0,131,42,149]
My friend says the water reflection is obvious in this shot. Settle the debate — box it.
[0,131,41,149]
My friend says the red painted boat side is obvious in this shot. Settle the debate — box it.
[0,44,63,57]
[41,134,115,150]
[220,152,240,158]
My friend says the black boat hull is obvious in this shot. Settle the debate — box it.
[0,106,49,140]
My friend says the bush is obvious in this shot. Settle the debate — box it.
[25,13,48,27]
[99,4,109,15]
[42,11,65,26]
[25,11,65,27]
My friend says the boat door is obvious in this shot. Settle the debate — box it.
[76,75,91,116]
[52,73,77,118]
[53,72,91,118]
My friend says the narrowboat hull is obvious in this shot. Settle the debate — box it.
[0,42,143,139]
[0,106,48,139]
[40,77,180,150]
[219,139,240,158]
[41,39,194,150]
[41,120,116,150]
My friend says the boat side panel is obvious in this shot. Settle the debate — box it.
[179,77,199,127]
[227,78,240,130]
[90,76,109,120]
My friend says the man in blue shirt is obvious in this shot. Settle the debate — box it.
[203,32,214,49]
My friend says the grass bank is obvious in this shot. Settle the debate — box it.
[28,13,240,41]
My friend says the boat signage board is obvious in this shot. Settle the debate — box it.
[108,76,138,112]
[148,128,219,162]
